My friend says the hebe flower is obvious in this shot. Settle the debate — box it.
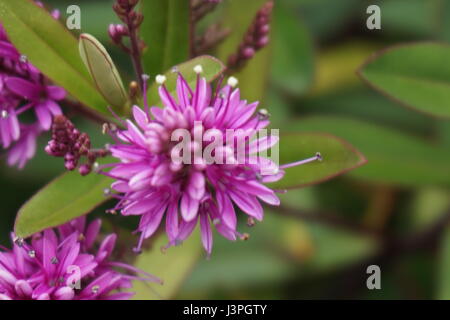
[101,67,321,256]
[0,217,159,300]
[0,11,65,169]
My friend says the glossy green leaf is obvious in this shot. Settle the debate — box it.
[15,172,112,238]
[0,0,108,114]
[271,0,315,95]
[180,211,377,297]
[133,231,202,300]
[438,226,450,299]
[287,116,450,186]
[380,0,438,38]
[358,43,450,118]
[269,133,367,189]
[147,55,226,106]
[79,34,128,114]
[140,0,190,76]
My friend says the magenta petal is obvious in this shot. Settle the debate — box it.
[5,77,41,100]
[166,202,179,242]
[216,191,237,229]
[15,280,33,297]
[140,203,166,238]
[180,194,199,222]
[150,107,164,121]
[176,75,192,109]
[96,234,117,262]
[35,103,52,130]
[187,171,205,200]
[44,99,62,116]
[54,287,75,300]
[132,105,149,129]
[46,86,66,100]
[229,191,263,221]
[159,85,178,110]
[0,41,19,59]
[200,214,213,255]
[9,113,20,141]
[177,216,198,242]
[84,219,102,249]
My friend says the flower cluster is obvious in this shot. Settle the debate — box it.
[45,115,109,175]
[101,68,321,257]
[0,217,159,300]
[0,16,65,169]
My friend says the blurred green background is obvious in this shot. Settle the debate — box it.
[2,0,450,300]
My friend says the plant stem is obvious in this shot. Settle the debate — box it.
[127,17,145,90]
[62,98,110,125]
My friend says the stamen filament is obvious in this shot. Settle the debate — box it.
[280,152,322,169]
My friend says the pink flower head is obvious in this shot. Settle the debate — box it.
[102,67,321,257]
[0,217,159,300]
[0,17,65,168]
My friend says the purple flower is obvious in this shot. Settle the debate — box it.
[0,18,65,169]
[0,217,159,300]
[5,77,64,130]
[101,68,321,256]
[7,124,41,169]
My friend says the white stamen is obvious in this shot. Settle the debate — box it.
[103,188,111,196]
[19,55,27,63]
[258,108,269,116]
[155,74,167,85]
[13,236,24,247]
[91,285,100,294]
[92,162,100,173]
[141,74,150,82]
[171,66,179,73]
[28,250,36,258]
[1,110,8,119]
[316,152,323,161]
[193,64,203,74]
[227,76,238,87]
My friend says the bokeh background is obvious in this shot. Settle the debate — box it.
[1,0,450,299]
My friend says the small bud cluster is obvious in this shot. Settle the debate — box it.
[227,0,274,71]
[110,0,145,54]
[108,24,129,49]
[45,115,108,175]
[192,0,222,22]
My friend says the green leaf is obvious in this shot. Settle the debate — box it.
[180,211,377,297]
[271,0,315,95]
[300,85,435,136]
[146,55,226,106]
[133,231,202,300]
[358,42,450,119]
[79,34,128,114]
[287,116,450,186]
[0,0,108,115]
[269,133,367,189]
[140,0,190,76]
[438,226,450,299]
[380,0,439,38]
[15,172,112,238]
